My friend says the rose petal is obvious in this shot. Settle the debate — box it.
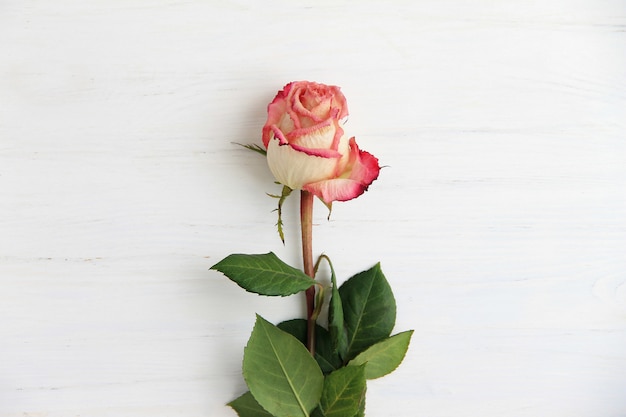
[346,137,380,186]
[287,119,334,144]
[288,121,347,155]
[292,94,327,124]
[271,125,289,145]
[262,90,289,148]
[303,137,380,203]
[289,143,342,159]
[303,178,367,203]
[266,137,342,190]
[262,81,349,149]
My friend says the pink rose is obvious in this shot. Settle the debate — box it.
[262,81,380,204]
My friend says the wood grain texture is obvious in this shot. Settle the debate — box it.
[1,1,625,416]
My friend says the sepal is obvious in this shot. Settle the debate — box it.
[267,184,293,243]
[235,142,267,156]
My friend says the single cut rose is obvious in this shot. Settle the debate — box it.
[262,81,380,204]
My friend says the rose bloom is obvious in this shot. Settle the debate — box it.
[262,81,380,204]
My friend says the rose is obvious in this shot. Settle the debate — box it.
[262,81,380,204]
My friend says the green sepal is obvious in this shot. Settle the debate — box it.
[321,199,332,220]
[211,252,313,296]
[317,364,367,417]
[267,185,293,244]
[228,391,273,416]
[348,330,413,379]
[235,142,267,156]
[339,263,396,359]
[243,315,324,417]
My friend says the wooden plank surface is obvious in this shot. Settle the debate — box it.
[1,1,625,416]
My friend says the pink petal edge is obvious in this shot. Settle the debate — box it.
[303,138,380,203]
[347,137,380,185]
[303,178,367,203]
[287,142,342,159]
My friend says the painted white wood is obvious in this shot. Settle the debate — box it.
[1,1,625,416]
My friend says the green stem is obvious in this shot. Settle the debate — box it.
[300,190,316,356]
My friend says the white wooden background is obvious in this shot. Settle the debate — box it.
[1,1,625,416]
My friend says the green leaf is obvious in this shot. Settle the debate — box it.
[321,199,332,220]
[339,263,396,359]
[318,365,367,417]
[321,256,347,360]
[311,408,325,417]
[354,396,366,417]
[278,319,342,374]
[228,391,273,416]
[348,330,414,379]
[211,252,313,296]
[243,315,324,417]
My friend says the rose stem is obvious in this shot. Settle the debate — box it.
[300,190,316,356]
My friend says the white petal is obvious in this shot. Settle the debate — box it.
[266,137,339,190]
